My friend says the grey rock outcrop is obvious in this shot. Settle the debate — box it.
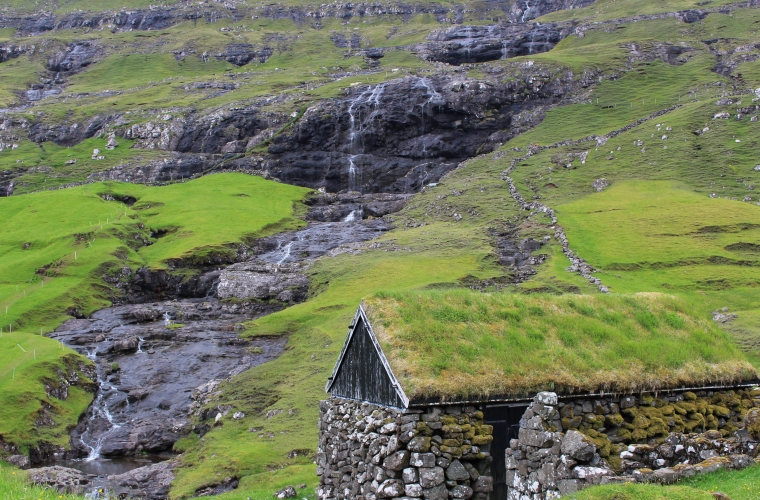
[6,454,30,469]
[419,23,569,65]
[47,41,100,74]
[217,261,309,303]
[216,43,273,66]
[106,461,178,500]
[29,466,90,495]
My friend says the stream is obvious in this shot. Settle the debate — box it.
[35,208,393,498]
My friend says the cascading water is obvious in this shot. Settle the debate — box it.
[345,84,387,193]
[415,78,445,159]
[276,242,293,265]
[501,40,508,60]
[78,348,120,463]
[343,209,363,223]
[348,155,359,192]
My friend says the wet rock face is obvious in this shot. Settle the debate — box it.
[420,23,568,65]
[0,43,32,63]
[267,74,570,193]
[47,42,100,74]
[218,262,310,302]
[52,299,286,457]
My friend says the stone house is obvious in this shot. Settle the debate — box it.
[317,296,760,500]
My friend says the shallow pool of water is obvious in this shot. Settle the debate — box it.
[35,455,168,476]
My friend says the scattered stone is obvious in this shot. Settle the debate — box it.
[592,178,609,192]
[712,492,732,500]
[106,134,119,150]
[6,455,30,469]
[275,485,297,498]
[233,411,245,420]
[29,466,89,495]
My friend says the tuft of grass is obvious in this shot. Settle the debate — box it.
[362,290,755,400]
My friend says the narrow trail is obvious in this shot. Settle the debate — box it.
[497,104,682,292]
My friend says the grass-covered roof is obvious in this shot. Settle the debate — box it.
[361,291,756,402]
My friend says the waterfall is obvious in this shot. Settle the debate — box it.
[344,209,363,222]
[415,78,444,159]
[501,40,508,60]
[79,350,120,462]
[163,312,171,327]
[276,242,293,265]
[345,84,386,192]
[348,155,359,192]
[137,337,145,353]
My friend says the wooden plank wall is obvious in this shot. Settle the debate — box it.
[330,318,405,408]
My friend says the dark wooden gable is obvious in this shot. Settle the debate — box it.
[326,306,408,408]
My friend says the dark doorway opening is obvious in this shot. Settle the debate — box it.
[483,404,528,500]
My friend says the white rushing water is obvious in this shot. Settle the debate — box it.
[343,209,363,223]
[276,242,293,265]
[78,346,121,462]
[345,83,387,192]
[348,155,361,191]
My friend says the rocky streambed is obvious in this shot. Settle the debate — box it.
[28,199,394,498]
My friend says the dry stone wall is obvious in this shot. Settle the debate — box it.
[507,390,760,498]
[317,398,494,500]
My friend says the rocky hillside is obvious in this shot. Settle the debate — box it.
[1,0,760,498]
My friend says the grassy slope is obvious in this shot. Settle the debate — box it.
[0,332,93,451]
[491,7,760,362]
[0,174,308,332]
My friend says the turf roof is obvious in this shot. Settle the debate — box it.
[361,290,756,402]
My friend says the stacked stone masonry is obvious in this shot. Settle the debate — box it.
[507,390,760,499]
[317,398,495,500]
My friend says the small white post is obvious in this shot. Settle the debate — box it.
[75,252,77,260]
[16,343,24,352]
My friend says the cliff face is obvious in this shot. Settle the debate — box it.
[0,0,604,196]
